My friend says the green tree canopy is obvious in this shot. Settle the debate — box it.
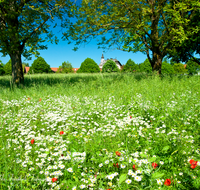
[77,58,100,73]
[161,61,175,74]
[122,59,138,72]
[102,60,120,73]
[139,59,152,73]
[57,61,73,73]
[173,63,187,74]
[64,0,193,74]
[28,57,52,74]
[4,59,12,75]
[0,0,76,84]
[186,59,200,75]
[0,60,5,76]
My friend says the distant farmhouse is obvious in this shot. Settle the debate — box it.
[99,54,122,70]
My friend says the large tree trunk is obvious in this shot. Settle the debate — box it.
[152,52,163,75]
[10,52,24,85]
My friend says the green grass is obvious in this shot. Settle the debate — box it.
[0,73,200,190]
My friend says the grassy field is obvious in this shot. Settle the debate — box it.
[0,73,200,190]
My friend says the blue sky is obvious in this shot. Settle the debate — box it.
[0,26,148,68]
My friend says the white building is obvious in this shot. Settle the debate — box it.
[99,54,122,69]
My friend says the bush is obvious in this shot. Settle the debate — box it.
[102,60,120,73]
[0,61,5,76]
[161,61,175,74]
[139,59,152,73]
[56,61,73,73]
[173,63,187,74]
[28,57,52,74]
[4,59,12,75]
[186,59,200,75]
[77,58,100,73]
[122,59,139,72]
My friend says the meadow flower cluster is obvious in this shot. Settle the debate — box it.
[0,88,200,189]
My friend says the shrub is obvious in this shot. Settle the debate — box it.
[0,61,5,76]
[173,63,187,74]
[4,59,12,75]
[28,57,52,74]
[139,59,152,73]
[56,61,73,73]
[122,59,139,72]
[186,59,200,75]
[102,60,120,73]
[161,61,175,74]
[77,58,100,73]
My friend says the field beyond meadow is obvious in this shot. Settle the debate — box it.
[0,73,200,190]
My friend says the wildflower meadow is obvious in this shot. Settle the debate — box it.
[0,73,200,190]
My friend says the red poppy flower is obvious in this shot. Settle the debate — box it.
[152,162,158,169]
[39,98,42,102]
[116,151,121,156]
[130,116,132,119]
[31,139,34,144]
[28,97,31,101]
[164,179,171,186]
[113,163,119,168]
[132,164,137,170]
[60,131,64,135]
[52,178,58,182]
[189,159,198,169]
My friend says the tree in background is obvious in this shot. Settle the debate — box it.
[161,61,175,74]
[139,59,152,73]
[77,58,100,73]
[57,61,73,73]
[0,0,76,85]
[173,63,187,74]
[122,59,138,72]
[0,60,5,75]
[28,57,52,74]
[102,60,120,73]
[3,59,12,75]
[23,62,29,67]
[186,59,200,75]
[64,0,194,74]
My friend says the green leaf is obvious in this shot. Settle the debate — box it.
[149,157,156,162]
[140,153,147,158]
[118,174,127,184]
[152,172,165,179]
[162,146,170,152]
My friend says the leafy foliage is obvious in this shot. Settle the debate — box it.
[57,61,73,73]
[122,59,138,72]
[102,60,120,73]
[139,59,152,73]
[4,60,12,75]
[173,63,187,74]
[77,58,100,73]
[28,57,52,74]
[161,61,175,74]
[186,59,200,75]
[0,61,5,76]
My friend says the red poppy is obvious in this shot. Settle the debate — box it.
[152,162,158,169]
[113,163,119,168]
[116,151,121,156]
[52,178,58,182]
[189,159,198,169]
[39,98,42,102]
[31,139,34,144]
[164,179,171,186]
[130,116,132,119]
[60,131,64,135]
[132,164,137,170]
[61,154,64,156]
[28,97,31,101]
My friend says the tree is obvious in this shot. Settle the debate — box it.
[23,62,29,67]
[0,0,76,85]
[165,0,200,65]
[102,60,120,73]
[64,0,189,74]
[57,61,73,73]
[173,63,187,74]
[161,61,175,74]
[139,59,152,73]
[28,57,52,74]
[122,59,138,72]
[4,59,12,75]
[0,60,5,75]
[77,58,100,73]
[186,59,200,75]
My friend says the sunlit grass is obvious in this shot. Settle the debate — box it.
[0,73,200,189]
